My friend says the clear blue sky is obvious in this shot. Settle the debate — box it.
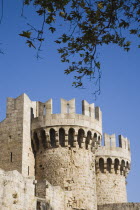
[0,1,140,202]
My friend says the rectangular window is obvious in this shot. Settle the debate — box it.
[110,138,112,147]
[28,166,29,176]
[10,152,13,162]
[30,107,34,119]
[43,105,46,115]
[89,107,91,117]
[67,104,70,114]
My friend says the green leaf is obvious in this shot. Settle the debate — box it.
[24,0,31,5]
[36,9,44,16]
[98,2,104,9]
[19,31,31,39]
[124,47,130,52]
[26,40,36,49]
[130,29,138,34]
[55,40,61,44]
[125,41,131,46]
[119,20,129,28]
[95,62,100,69]
[59,11,65,17]
[38,38,44,42]
[49,27,56,33]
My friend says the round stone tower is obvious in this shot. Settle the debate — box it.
[31,99,102,210]
[95,133,131,205]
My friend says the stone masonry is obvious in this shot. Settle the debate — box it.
[0,94,136,210]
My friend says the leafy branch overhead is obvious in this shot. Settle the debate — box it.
[17,0,140,91]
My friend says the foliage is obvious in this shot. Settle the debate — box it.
[1,0,140,93]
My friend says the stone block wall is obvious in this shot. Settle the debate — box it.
[0,169,36,210]
[35,147,97,210]
[22,94,37,177]
[0,95,24,173]
[36,180,65,210]
[96,173,127,204]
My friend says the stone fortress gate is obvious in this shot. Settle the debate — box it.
[0,94,133,210]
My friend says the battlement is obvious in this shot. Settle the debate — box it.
[103,133,130,151]
[5,94,37,119]
[31,99,102,136]
[0,94,132,209]
[5,95,102,127]
[31,99,102,152]
[35,98,102,120]
[95,133,131,176]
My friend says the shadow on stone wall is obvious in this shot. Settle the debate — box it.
[37,201,54,210]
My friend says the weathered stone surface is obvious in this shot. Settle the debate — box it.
[0,94,134,210]
[36,147,96,210]
[96,173,127,204]
[0,94,37,177]
[0,168,35,210]
[36,180,65,210]
[98,203,140,210]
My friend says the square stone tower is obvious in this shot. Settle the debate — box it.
[0,94,37,177]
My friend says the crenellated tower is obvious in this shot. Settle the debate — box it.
[0,94,131,210]
[96,133,131,205]
[31,98,102,210]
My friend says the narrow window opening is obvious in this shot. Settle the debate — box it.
[50,128,56,147]
[89,107,91,117]
[78,129,84,148]
[67,104,70,114]
[14,100,16,110]
[28,166,29,176]
[30,108,34,119]
[43,105,46,116]
[30,108,34,138]
[98,136,101,146]
[41,130,47,149]
[110,137,112,147]
[99,158,104,173]
[86,131,91,149]
[114,159,119,174]
[10,152,13,162]
[59,128,65,147]
[68,128,75,147]
[107,158,112,173]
